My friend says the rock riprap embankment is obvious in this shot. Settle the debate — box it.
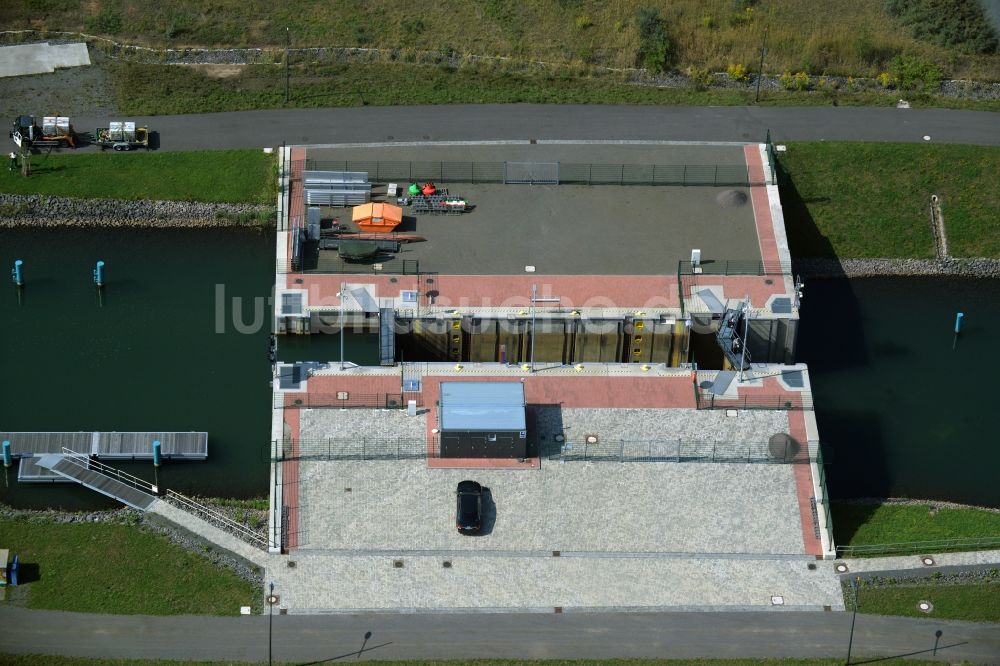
[794,257,1000,279]
[0,193,273,228]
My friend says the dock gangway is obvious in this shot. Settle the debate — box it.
[32,449,158,510]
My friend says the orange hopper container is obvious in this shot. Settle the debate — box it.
[351,202,403,233]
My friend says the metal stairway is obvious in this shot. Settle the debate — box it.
[32,450,158,510]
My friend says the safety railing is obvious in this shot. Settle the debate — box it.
[275,392,419,409]
[678,259,793,276]
[60,448,158,494]
[837,536,1000,558]
[165,489,269,551]
[694,390,814,411]
[274,437,433,461]
[277,257,420,275]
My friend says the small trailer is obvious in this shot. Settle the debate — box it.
[95,121,149,151]
[10,115,76,148]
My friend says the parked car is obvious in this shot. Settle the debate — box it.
[455,480,483,534]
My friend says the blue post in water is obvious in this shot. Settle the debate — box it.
[954,312,964,334]
[93,261,105,287]
[3,440,11,468]
[11,260,23,286]
[152,439,161,468]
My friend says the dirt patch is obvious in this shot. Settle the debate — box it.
[0,47,117,118]
[184,64,245,79]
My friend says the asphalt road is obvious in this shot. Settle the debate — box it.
[2,607,998,662]
[60,105,1000,152]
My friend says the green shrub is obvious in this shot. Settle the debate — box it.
[779,71,795,90]
[794,71,810,90]
[886,0,999,54]
[690,67,714,89]
[575,15,593,30]
[401,17,425,36]
[85,9,123,35]
[701,14,716,29]
[613,19,625,32]
[635,7,671,72]
[889,53,946,90]
[727,62,748,81]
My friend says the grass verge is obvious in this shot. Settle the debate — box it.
[111,61,1000,116]
[0,516,260,615]
[847,576,1000,623]
[0,150,274,204]
[0,658,954,666]
[779,142,1000,258]
[832,502,1000,548]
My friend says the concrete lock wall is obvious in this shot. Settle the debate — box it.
[395,317,675,365]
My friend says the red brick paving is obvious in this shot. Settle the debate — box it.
[744,145,780,267]
[281,406,300,551]
[787,409,824,557]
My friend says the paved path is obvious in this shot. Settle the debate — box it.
[1,606,997,662]
[61,105,1000,152]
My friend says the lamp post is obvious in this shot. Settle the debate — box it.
[845,576,860,665]
[267,581,277,666]
[755,26,768,104]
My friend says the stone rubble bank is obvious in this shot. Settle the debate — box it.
[0,194,273,228]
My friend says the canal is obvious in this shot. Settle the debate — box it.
[2,227,998,509]
[799,276,1000,508]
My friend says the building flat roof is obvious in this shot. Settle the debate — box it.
[439,381,526,431]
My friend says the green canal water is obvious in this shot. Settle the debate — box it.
[2,227,998,509]
[798,277,1000,508]
[0,227,376,510]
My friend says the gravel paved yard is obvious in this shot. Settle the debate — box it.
[297,459,805,555]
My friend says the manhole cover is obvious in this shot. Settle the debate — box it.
[918,600,934,613]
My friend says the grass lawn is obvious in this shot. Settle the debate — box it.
[0,150,275,204]
[833,503,1000,549]
[109,61,1000,117]
[0,658,950,666]
[0,517,261,615]
[779,142,1000,259]
[850,580,1000,623]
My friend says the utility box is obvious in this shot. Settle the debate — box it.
[439,382,527,458]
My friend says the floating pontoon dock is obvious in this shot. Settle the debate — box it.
[2,431,207,483]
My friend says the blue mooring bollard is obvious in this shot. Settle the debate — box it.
[11,259,23,286]
[954,312,964,334]
[3,440,11,468]
[152,439,161,468]
[93,260,105,287]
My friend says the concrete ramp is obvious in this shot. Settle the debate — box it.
[0,42,91,77]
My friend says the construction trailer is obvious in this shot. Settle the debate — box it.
[10,115,76,148]
[95,121,150,151]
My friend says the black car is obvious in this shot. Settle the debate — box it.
[455,480,483,534]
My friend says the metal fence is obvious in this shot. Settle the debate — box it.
[278,256,420,275]
[276,392,420,409]
[273,435,825,463]
[543,438,823,463]
[301,159,760,187]
[678,259,792,277]
[837,536,1000,558]
[695,390,814,411]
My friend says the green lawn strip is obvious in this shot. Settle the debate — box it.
[0,517,259,615]
[849,580,1000,623]
[0,150,274,204]
[779,142,1000,258]
[833,503,1000,548]
[0,658,945,666]
[110,61,1000,116]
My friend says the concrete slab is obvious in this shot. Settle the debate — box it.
[266,552,843,613]
[0,43,90,78]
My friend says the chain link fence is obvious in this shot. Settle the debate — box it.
[302,159,760,187]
